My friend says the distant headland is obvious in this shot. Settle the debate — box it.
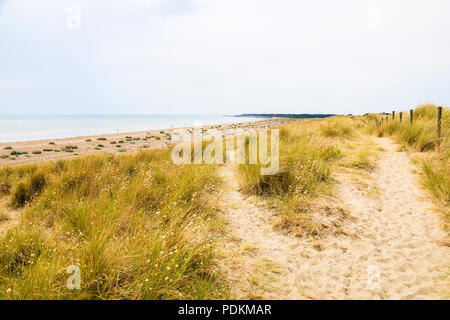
[232,113,339,119]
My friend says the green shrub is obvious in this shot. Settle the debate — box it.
[62,145,78,153]
[10,151,25,156]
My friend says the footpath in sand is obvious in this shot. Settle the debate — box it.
[217,138,449,299]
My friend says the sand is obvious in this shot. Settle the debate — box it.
[2,120,448,299]
[218,138,449,299]
[0,118,289,167]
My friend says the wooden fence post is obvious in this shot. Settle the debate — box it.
[381,117,384,125]
[386,116,388,123]
[399,112,403,122]
[392,111,395,120]
[410,109,413,124]
[437,106,442,138]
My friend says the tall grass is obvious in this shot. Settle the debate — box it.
[370,103,449,222]
[0,148,226,299]
[238,119,346,236]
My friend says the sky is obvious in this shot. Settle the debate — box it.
[0,0,449,115]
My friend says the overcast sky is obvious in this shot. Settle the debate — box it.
[0,0,449,115]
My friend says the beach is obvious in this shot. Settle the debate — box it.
[0,110,448,300]
[0,118,290,167]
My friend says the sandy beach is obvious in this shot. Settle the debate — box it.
[0,118,291,167]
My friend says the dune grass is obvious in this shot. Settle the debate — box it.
[368,103,449,224]
[0,148,226,299]
[0,211,8,222]
[237,118,364,236]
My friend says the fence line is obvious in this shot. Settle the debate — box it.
[372,106,443,139]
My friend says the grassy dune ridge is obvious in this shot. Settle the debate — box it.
[0,148,225,299]
[367,103,449,224]
[0,108,447,299]
[238,117,372,236]
[238,108,449,234]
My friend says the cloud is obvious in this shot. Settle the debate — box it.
[0,0,449,114]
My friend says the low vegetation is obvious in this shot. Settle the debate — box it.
[0,148,225,299]
[237,118,366,236]
[63,145,78,153]
[0,108,446,299]
[367,103,449,224]
[10,151,27,156]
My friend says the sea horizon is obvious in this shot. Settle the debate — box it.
[0,114,261,143]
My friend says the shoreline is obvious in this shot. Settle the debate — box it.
[0,115,262,144]
[0,118,292,167]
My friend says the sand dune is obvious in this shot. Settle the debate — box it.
[218,138,449,299]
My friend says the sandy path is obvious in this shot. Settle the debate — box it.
[218,138,449,299]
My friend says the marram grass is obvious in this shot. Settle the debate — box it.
[238,118,347,237]
[0,148,226,299]
[367,103,449,224]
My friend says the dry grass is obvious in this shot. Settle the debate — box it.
[0,148,227,299]
[367,103,449,225]
[0,211,9,222]
[237,117,371,237]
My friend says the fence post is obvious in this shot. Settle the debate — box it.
[381,117,384,125]
[410,109,413,124]
[392,111,395,120]
[386,116,388,123]
[399,112,403,122]
[437,106,442,138]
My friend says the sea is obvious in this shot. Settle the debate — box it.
[0,114,261,143]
